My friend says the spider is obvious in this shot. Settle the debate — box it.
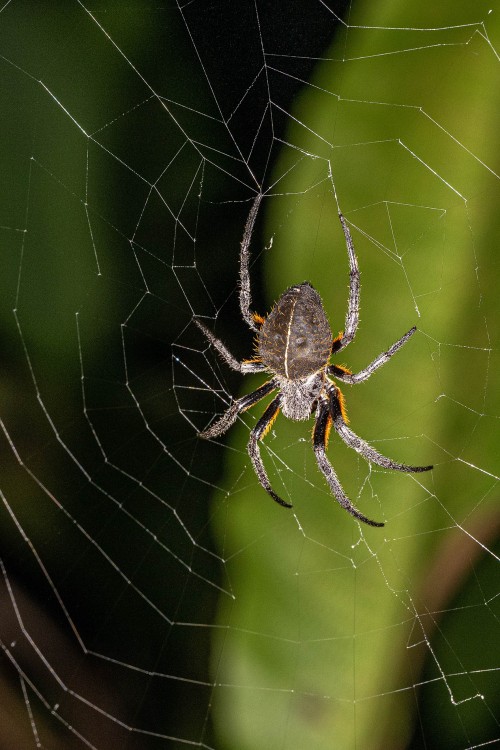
[195,193,432,526]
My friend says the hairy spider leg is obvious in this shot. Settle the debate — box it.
[239,192,263,332]
[199,379,277,440]
[329,326,417,384]
[247,394,293,509]
[331,213,360,354]
[195,318,266,374]
[328,384,433,473]
[313,396,384,527]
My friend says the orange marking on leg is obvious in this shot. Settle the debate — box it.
[253,312,265,326]
[261,406,280,439]
[337,387,349,424]
[332,330,344,347]
[243,357,262,364]
[334,364,352,375]
[324,413,333,448]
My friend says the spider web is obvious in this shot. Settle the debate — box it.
[1,2,499,748]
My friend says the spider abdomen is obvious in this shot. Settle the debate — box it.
[258,282,332,379]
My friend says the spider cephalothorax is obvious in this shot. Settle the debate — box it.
[195,193,432,526]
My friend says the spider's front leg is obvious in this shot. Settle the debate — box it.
[247,394,293,508]
[239,192,263,333]
[195,318,265,374]
[331,213,360,354]
[199,379,276,439]
[313,396,384,527]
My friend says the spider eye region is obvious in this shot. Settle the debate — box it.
[258,282,332,379]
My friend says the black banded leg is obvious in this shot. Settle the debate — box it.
[328,385,433,473]
[313,398,384,527]
[329,327,417,384]
[199,379,277,439]
[247,395,292,508]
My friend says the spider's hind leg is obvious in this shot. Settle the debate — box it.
[328,383,433,473]
[247,394,292,509]
[199,379,276,439]
[313,396,384,527]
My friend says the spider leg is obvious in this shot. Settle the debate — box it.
[327,383,433,473]
[313,396,384,527]
[239,192,263,333]
[328,326,417,384]
[199,379,277,439]
[195,318,266,374]
[331,213,360,354]
[248,394,292,508]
